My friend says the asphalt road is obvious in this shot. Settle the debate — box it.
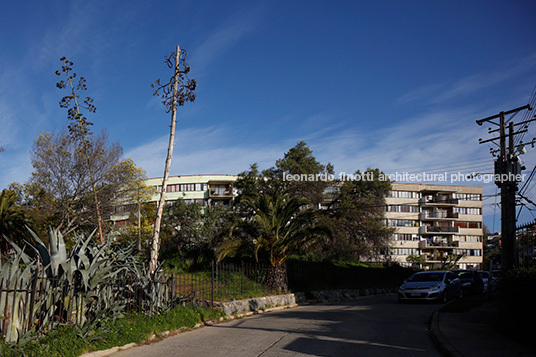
[111,295,440,357]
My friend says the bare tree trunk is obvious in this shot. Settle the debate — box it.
[67,80,105,244]
[149,45,181,274]
[137,200,141,253]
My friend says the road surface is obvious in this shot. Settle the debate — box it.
[111,295,440,357]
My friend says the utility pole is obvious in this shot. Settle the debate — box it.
[477,104,534,270]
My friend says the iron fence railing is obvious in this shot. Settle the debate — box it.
[0,268,175,343]
[0,260,284,343]
[174,261,286,306]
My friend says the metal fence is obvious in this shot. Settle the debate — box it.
[0,260,284,343]
[517,223,536,268]
[175,261,286,306]
[0,268,175,343]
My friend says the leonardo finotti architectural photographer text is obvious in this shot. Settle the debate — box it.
[282,171,525,184]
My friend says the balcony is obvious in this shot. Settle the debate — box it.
[209,189,234,198]
[420,197,459,206]
[418,240,459,249]
[419,212,459,221]
[419,226,459,235]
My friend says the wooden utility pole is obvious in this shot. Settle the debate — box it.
[477,104,533,270]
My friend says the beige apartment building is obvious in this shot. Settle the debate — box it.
[110,174,239,224]
[111,176,483,269]
[386,183,483,270]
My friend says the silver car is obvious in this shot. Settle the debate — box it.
[398,271,462,303]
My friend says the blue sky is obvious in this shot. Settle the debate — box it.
[1,0,536,230]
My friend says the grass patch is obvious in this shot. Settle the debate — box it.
[174,270,279,302]
[0,305,222,357]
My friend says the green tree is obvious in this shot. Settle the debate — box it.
[116,203,156,253]
[320,168,393,262]
[28,130,143,238]
[262,141,334,207]
[217,191,329,290]
[160,201,229,268]
[111,159,156,251]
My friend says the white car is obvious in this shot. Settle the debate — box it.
[398,271,462,303]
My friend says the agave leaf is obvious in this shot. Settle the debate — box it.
[60,262,73,284]
[49,228,68,274]
[79,229,97,254]
[78,269,90,290]
[25,226,51,263]
[3,236,32,266]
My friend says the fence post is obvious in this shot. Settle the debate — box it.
[211,261,215,308]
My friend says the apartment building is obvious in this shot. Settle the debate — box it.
[146,174,238,206]
[111,175,483,269]
[110,174,239,224]
[386,183,483,270]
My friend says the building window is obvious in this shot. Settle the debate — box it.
[454,207,482,215]
[390,248,420,255]
[454,221,482,229]
[391,234,419,241]
[388,205,419,213]
[389,191,420,199]
[388,219,419,227]
[453,193,482,201]
[457,235,482,243]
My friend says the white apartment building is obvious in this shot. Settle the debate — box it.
[146,174,239,206]
[386,183,483,270]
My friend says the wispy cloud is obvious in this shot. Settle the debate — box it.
[396,52,536,105]
[189,5,264,77]
[124,125,291,178]
[117,103,536,229]
[127,107,494,180]
[36,2,108,68]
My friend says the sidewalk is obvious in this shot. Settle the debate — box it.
[429,298,535,356]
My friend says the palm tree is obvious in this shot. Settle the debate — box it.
[217,191,329,291]
[0,189,32,255]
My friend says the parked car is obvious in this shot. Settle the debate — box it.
[489,269,501,293]
[453,270,484,295]
[478,271,490,293]
[398,271,462,303]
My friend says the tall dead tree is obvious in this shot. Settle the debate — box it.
[149,45,197,274]
[56,57,105,244]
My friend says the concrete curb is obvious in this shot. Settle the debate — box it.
[80,343,137,357]
[428,304,461,357]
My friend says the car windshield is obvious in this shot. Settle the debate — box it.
[408,273,444,282]
[478,272,489,278]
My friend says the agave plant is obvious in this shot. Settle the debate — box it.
[0,228,175,344]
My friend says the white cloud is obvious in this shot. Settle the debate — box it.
[124,126,291,178]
